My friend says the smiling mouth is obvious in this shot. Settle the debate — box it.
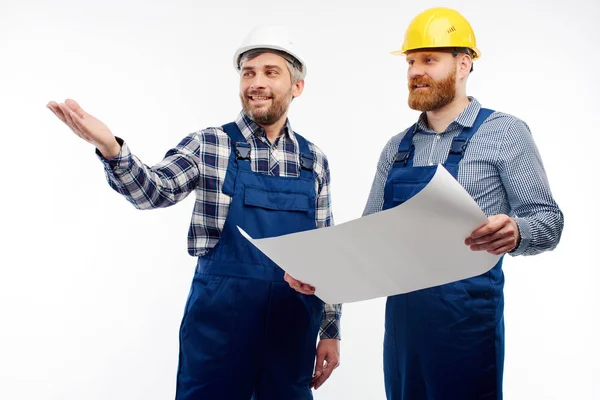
[412,84,430,90]
[249,96,272,101]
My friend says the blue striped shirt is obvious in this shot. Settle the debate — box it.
[97,111,341,339]
[362,98,563,256]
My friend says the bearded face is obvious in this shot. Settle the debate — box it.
[408,63,457,112]
[240,85,293,126]
[239,52,300,127]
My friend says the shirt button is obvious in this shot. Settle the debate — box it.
[435,134,441,140]
[428,162,435,166]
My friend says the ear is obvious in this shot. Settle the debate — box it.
[291,79,304,98]
[457,54,472,80]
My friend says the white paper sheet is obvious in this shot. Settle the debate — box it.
[238,165,501,304]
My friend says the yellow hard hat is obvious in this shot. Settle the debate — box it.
[392,7,481,59]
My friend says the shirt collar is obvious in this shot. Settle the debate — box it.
[235,111,294,142]
[416,97,482,133]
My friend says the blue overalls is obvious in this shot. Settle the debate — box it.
[383,109,505,400]
[175,122,324,400]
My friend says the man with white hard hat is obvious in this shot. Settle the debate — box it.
[47,25,341,399]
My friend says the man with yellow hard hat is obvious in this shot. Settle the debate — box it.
[361,7,564,399]
[47,25,341,399]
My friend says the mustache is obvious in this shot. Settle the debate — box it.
[245,90,273,97]
[409,77,434,87]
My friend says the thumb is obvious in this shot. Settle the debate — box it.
[65,99,86,119]
[313,351,325,378]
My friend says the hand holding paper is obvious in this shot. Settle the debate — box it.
[466,214,521,254]
[284,272,316,295]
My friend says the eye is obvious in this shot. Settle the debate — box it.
[266,70,279,76]
[425,57,434,64]
[407,59,415,66]
[242,71,254,78]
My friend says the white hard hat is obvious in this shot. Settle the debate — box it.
[233,25,307,76]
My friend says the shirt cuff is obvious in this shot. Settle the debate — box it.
[319,316,341,340]
[509,217,532,256]
[95,137,132,171]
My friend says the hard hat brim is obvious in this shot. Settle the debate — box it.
[233,45,307,74]
[390,46,481,59]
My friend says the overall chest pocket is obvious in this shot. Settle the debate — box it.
[389,166,437,204]
[242,186,314,239]
[391,177,432,203]
[244,186,310,212]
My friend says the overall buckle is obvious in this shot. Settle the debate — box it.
[394,147,413,165]
[235,142,251,160]
[300,153,314,171]
[449,138,467,155]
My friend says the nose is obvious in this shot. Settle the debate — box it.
[408,63,425,80]
[249,72,267,90]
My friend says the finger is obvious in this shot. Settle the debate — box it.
[470,236,515,252]
[488,244,514,255]
[313,357,339,390]
[284,273,299,285]
[65,98,86,119]
[286,279,313,295]
[51,103,87,140]
[484,237,516,253]
[284,273,297,285]
[467,224,516,245]
[470,215,510,239]
[58,103,78,132]
[310,363,324,389]
[289,279,307,292]
[468,219,505,240]
[47,105,66,123]
[47,102,68,124]
[311,351,326,383]
[301,283,316,293]
[296,286,315,295]
[284,274,315,294]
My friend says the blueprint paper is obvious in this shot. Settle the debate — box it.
[238,165,501,304]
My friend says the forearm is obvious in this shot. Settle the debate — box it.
[98,137,200,210]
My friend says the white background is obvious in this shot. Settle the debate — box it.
[1,0,598,399]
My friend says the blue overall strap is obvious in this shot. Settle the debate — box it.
[393,124,418,168]
[293,132,316,180]
[220,122,248,196]
[444,108,495,167]
[222,122,251,172]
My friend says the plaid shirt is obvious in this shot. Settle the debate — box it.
[97,111,341,340]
